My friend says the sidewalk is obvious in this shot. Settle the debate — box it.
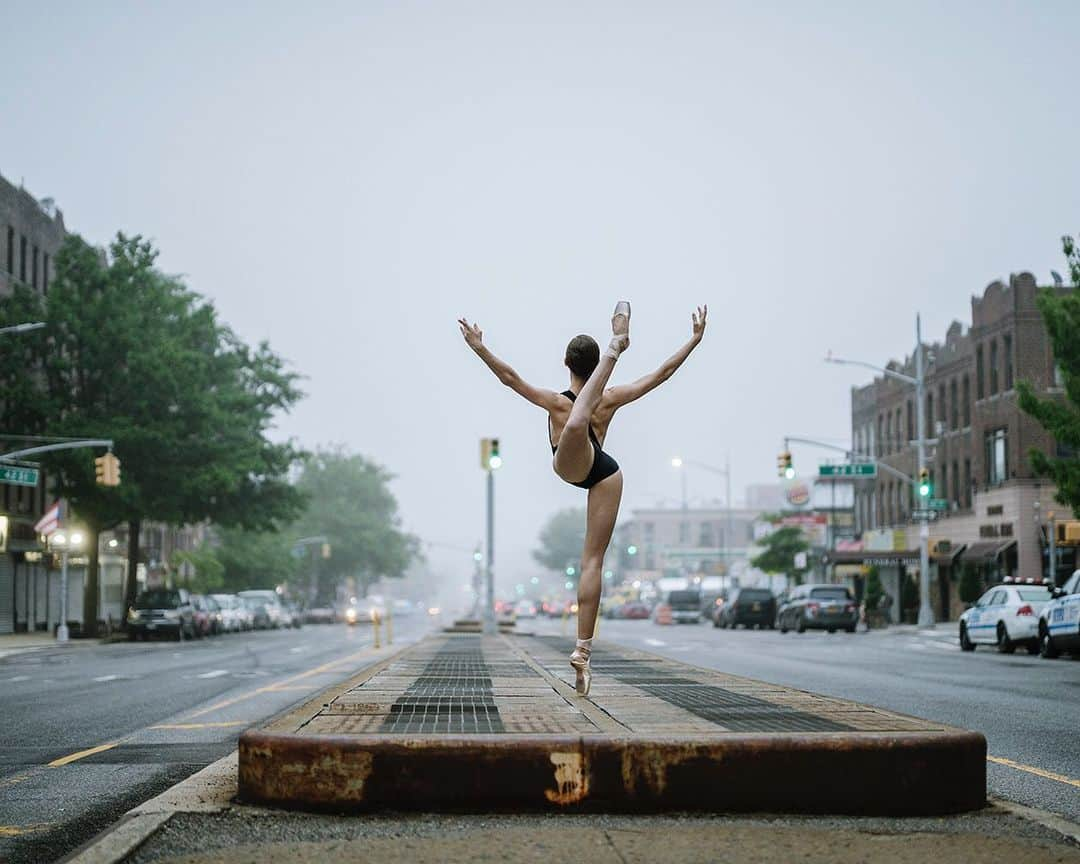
[238,631,985,815]
[0,630,121,659]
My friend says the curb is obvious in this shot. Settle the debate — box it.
[238,729,987,816]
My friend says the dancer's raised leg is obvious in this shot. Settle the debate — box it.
[554,303,630,484]
[570,469,623,696]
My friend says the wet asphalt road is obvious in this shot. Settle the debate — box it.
[534,615,1080,824]
[0,617,433,864]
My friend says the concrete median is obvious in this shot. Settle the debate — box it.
[237,632,986,815]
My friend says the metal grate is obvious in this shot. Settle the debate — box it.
[535,636,854,733]
[379,638,507,733]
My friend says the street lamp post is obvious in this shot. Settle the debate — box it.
[671,455,734,587]
[826,314,935,628]
[50,530,84,642]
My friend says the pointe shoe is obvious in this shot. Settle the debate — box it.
[569,647,592,696]
[605,301,631,359]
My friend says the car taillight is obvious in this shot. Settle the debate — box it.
[1016,604,1034,616]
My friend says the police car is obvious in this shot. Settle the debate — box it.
[1038,570,1080,659]
[958,577,1055,654]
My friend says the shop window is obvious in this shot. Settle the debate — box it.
[989,340,999,394]
[985,428,1008,486]
[1003,333,1013,390]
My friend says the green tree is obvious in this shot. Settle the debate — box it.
[532,508,587,580]
[206,526,300,593]
[750,525,809,585]
[1,233,306,634]
[172,544,226,594]
[289,447,419,603]
[864,565,883,612]
[1018,234,1080,518]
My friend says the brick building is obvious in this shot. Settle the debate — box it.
[0,172,67,634]
[846,272,1071,621]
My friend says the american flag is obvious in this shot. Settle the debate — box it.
[34,500,62,536]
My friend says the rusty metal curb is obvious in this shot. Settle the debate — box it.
[238,729,986,816]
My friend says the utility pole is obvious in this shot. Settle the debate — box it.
[914,315,934,627]
[823,313,938,629]
[480,438,502,634]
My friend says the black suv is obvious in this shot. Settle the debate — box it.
[777,584,858,634]
[714,587,776,629]
[127,588,196,641]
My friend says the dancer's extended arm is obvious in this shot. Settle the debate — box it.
[606,305,707,408]
[459,318,561,410]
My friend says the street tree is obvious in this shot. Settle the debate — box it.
[750,524,809,586]
[1018,233,1080,524]
[1,233,305,634]
[532,507,587,580]
[289,447,419,603]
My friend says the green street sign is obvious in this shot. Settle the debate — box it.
[0,465,39,487]
[929,499,949,511]
[818,463,877,478]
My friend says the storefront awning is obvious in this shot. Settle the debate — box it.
[958,540,1016,565]
[932,543,967,565]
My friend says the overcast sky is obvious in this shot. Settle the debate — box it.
[3,1,1078,599]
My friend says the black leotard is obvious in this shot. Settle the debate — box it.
[550,389,621,490]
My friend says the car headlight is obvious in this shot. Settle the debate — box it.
[345,608,357,622]
[127,607,140,621]
[163,609,180,620]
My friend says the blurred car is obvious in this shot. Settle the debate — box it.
[959,578,1054,653]
[614,601,650,620]
[304,605,338,625]
[190,594,221,637]
[714,587,776,629]
[653,589,703,625]
[127,588,195,641]
[238,590,285,629]
[282,602,303,629]
[240,595,271,629]
[210,594,244,632]
[1039,570,1080,658]
[514,600,538,618]
[777,585,857,634]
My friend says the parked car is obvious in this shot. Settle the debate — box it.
[714,587,776,629]
[282,602,303,629]
[654,589,703,624]
[237,590,285,629]
[304,605,338,625]
[514,600,538,619]
[777,584,858,634]
[127,588,195,641]
[616,601,651,620]
[1039,570,1080,658]
[959,578,1055,653]
[190,594,220,637]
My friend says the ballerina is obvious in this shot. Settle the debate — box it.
[459,302,707,694]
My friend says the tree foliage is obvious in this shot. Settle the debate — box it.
[750,525,809,584]
[0,233,306,633]
[532,508,587,577]
[1018,233,1080,515]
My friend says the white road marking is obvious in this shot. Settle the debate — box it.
[196,669,229,679]
[93,675,119,682]
[644,638,667,647]
[5,675,30,682]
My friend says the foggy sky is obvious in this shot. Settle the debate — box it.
[3,1,1079,599]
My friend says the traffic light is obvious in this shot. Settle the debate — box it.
[777,451,794,480]
[480,437,502,471]
[94,452,121,487]
[918,467,931,498]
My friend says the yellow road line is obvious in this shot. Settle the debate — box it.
[0,823,50,837]
[148,721,248,730]
[48,743,118,767]
[988,755,1080,788]
[184,646,373,720]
